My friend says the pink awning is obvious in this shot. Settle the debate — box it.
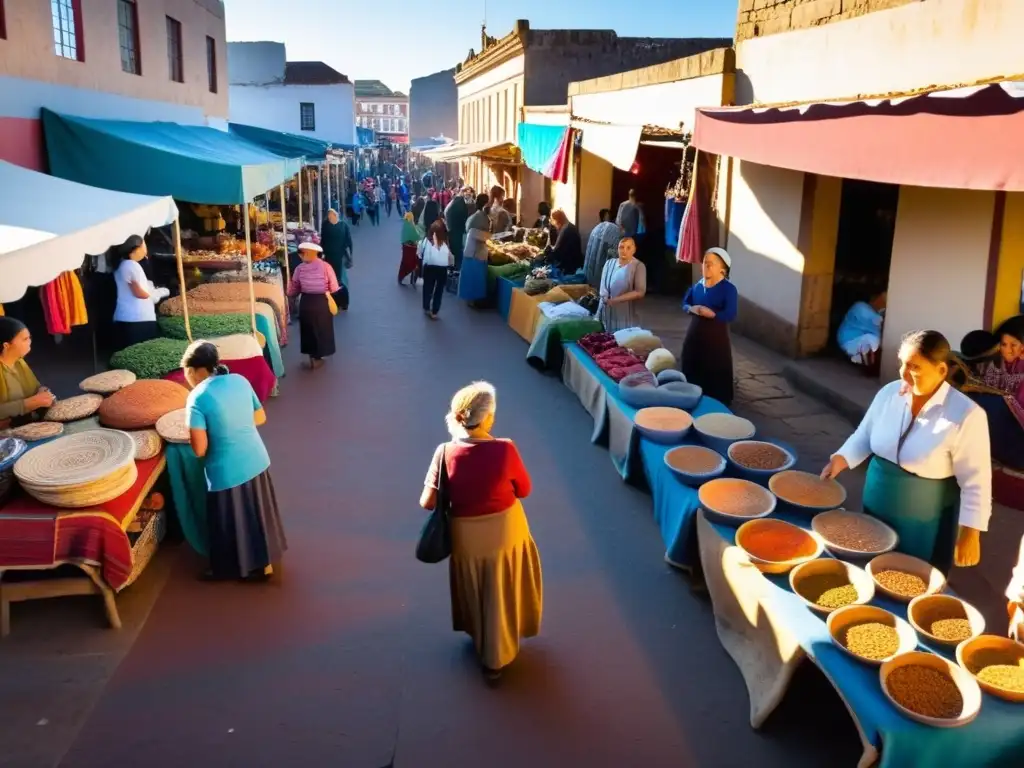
[693,82,1024,191]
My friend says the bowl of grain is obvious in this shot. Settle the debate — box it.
[908,594,986,648]
[727,440,796,484]
[664,445,726,487]
[735,518,823,574]
[811,509,898,559]
[698,477,776,526]
[634,407,694,445]
[880,651,982,728]
[769,470,847,514]
[956,635,1024,703]
[867,552,946,603]
[828,605,919,666]
[790,558,875,614]
[693,413,756,455]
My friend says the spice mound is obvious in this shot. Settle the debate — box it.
[700,479,772,518]
[842,622,900,661]
[695,413,754,439]
[797,573,858,610]
[666,446,722,475]
[814,511,893,553]
[730,441,789,471]
[930,618,973,643]
[875,569,928,599]
[739,522,817,562]
[771,470,845,509]
[976,663,1024,693]
[886,665,963,720]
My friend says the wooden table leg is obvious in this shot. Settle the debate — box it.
[0,574,10,639]
[79,564,122,630]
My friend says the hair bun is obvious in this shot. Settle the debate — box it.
[214,364,229,376]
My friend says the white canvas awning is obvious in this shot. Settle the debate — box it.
[0,160,178,303]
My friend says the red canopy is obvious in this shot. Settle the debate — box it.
[693,82,1024,191]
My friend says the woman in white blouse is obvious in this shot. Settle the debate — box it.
[112,235,169,352]
[418,221,453,320]
[821,330,992,573]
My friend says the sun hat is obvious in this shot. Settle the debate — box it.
[705,247,732,270]
[297,242,323,253]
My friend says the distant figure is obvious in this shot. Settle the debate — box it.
[837,291,887,367]
[488,185,511,233]
[615,189,640,237]
[546,209,583,274]
[584,208,621,288]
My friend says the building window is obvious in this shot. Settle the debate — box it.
[166,16,183,83]
[300,102,315,131]
[117,0,140,75]
[52,0,83,61]
[206,36,217,93]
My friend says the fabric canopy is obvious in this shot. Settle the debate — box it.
[0,160,177,303]
[42,110,304,204]
[577,123,643,171]
[419,141,519,163]
[227,123,333,159]
[692,81,1024,191]
[517,123,570,179]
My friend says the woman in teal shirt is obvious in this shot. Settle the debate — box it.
[183,341,287,580]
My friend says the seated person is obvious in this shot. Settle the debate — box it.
[836,291,886,367]
[0,317,55,429]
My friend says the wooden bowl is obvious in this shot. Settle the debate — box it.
[735,518,824,574]
[699,477,776,526]
[790,558,875,615]
[726,439,796,484]
[769,470,847,514]
[956,635,1024,703]
[908,594,986,648]
[633,407,693,445]
[663,445,726,487]
[811,509,898,559]
[867,552,946,603]
[828,604,919,666]
[880,651,982,728]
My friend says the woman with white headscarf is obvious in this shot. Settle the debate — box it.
[680,247,739,406]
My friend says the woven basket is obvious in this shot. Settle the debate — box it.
[98,380,189,430]
[14,429,136,488]
[79,369,137,395]
[44,394,104,423]
[8,421,64,442]
[129,429,164,460]
[23,462,139,508]
[123,510,167,589]
[155,409,190,444]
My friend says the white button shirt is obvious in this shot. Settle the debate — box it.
[1009,538,1024,603]
[835,380,992,531]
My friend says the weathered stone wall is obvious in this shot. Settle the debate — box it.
[736,0,923,42]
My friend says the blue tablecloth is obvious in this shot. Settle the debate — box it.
[496,276,521,321]
[458,257,488,302]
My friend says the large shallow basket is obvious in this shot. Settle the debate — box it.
[44,394,104,423]
[129,429,164,460]
[8,421,64,442]
[79,369,136,395]
[155,409,190,444]
[14,429,136,489]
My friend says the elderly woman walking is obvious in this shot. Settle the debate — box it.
[287,242,339,370]
[419,381,543,682]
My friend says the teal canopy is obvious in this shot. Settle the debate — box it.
[42,110,304,204]
[228,122,334,159]
[517,123,568,176]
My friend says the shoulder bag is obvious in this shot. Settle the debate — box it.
[416,446,452,563]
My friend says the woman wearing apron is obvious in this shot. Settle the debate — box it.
[680,247,738,406]
[598,237,647,333]
[821,330,992,573]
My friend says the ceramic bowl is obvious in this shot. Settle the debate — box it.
[664,445,726,487]
[866,552,946,603]
[828,604,919,666]
[693,413,756,455]
[698,477,776,526]
[769,470,847,514]
[908,594,986,648]
[880,651,982,728]
[633,407,694,445]
[956,634,1024,703]
[735,518,824,574]
[727,440,796,485]
[790,558,876,615]
[811,509,898,560]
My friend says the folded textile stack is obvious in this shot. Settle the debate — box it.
[14,429,138,508]
[579,332,618,357]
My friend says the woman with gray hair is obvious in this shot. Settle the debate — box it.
[419,381,543,682]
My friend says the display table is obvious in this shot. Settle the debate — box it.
[697,511,1024,768]
[508,287,542,342]
[496,276,522,321]
[0,455,167,637]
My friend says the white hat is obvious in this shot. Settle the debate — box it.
[297,242,323,253]
[705,247,731,269]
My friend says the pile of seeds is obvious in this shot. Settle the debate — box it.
[695,413,755,439]
[930,618,973,642]
[886,665,964,720]
[815,512,892,553]
[874,569,929,598]
[731,442,789,471]
[771,471,845,509]
[842,622,901,661]
[667,446,722,475]
[700,479,772,518]
[797,572,859,610]
[976,664,1024,693]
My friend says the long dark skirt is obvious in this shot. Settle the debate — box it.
[113,320,158,353]
[298,292,335,359]
[207,469,288,579]
[681,315,734,406]
[398,243,419,283]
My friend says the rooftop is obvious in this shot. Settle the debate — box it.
[284,61,350,86]
[354,79,404,98]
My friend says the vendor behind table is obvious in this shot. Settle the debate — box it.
[0,316,55,428]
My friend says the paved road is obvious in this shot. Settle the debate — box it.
[30,215,865,767]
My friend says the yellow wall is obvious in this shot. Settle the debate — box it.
[993,192,1024,328]
[577,149,614,241]
[797,175,842,355]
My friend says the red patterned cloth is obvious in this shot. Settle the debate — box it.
[579,332,617,357]
[594,347,646,381]
[164,355,277,403]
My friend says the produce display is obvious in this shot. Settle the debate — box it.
[159,282,287,328]
[110,338,190,380]
[976,664,1024,693]
[812,510,896,554]
[874,569,929,599]
[158,314,252,340]
[699,478,774,519]
[770,470,846,509]
[729,441,790,470]
[98,380,189,430]
[910,595,981,645]
[931,619,973,643]
[182,249,243,265]
[738,520,818,562]
[486,240,541,264]
[842,623,901,661]
[885,665,964,720]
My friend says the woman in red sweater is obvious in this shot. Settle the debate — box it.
[420,381,543,682]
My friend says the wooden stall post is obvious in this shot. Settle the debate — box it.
[172,218,193,342]
[326,160,332,213]
[317,168,323,230]
[242,204,258,336]
[279,183,290,287]
[297,169,304,229]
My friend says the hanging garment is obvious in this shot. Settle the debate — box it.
[60,271,88,326]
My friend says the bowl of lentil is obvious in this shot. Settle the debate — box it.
[790,558,875,614]
[726,440,796,484]
[880,651,982,728]
[633,407,694,445]
[735,518,823,574]
[664,445,727,487]
[693,413,756,455]
[769,470,847,514]
[956,635,1024,703]
[908,594,986,648]
[827,605,918,666]
[867,552,946,603]
[698,478,776,526]
[811,510,898,559]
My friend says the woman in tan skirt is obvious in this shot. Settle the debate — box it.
[420,381,543,681]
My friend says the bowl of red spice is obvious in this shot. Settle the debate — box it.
[769,470,847,514]
[956,634,1024,703]
[735,518,823,574]
[867,552,946,603]
[698,477,776,526]
[880,651,982,728]
[908,594,986,648]
[727,440,796,485]
[664,445,727,487]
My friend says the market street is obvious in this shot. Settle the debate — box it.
[5,215,865,767]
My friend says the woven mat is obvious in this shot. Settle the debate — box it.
[7,421,64,442]
[155,409,190,444]
[14,429,136,488]
[212,333,263,360]
[24,461,139,509]
[79,369,136,395]
[44,394,104,423]
[129,429,163,460]
[98,380,189,430]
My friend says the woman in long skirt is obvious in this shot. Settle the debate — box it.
[680,247,739,406]
[182,340,287,580]
[286,242,339,370]
[419,381,543,683]
[398,212,422,286]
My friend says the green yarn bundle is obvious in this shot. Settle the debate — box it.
[110,338,189,380]
[157,313,251,340]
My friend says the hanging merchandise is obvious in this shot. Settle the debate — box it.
[40,271,88,335]
[676,148,703,266]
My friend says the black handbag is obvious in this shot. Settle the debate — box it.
[415,448,452,563]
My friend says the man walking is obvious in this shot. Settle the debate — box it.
[616,189,640,237]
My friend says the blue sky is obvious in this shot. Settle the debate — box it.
[223,0,738,91]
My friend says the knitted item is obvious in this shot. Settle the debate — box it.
[98,380,189,430]
[645,348,677,375]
